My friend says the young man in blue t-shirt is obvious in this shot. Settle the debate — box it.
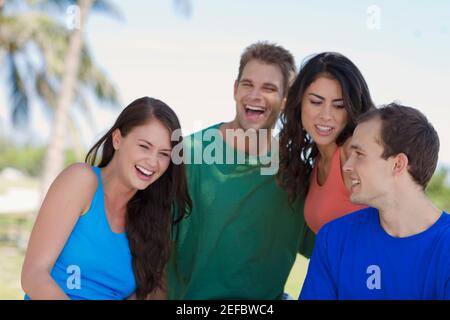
[300,103,450,300]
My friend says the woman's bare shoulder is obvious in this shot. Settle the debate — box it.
[50,163,98,210]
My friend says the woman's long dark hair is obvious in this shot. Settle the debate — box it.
[277,52,375,204]
[85,97,192,299]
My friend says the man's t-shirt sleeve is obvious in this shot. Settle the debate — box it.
[299,225,338,300]
[298,224,316,259]
[294,198,316,259]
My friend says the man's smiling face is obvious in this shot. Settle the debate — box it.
[233,59,285,131]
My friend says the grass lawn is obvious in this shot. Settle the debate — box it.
[284,254,309,299]
[0,245,25,300]
[0,214,33,300]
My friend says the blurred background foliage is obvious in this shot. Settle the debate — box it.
[0,136,79,177]
[426,167,450,212]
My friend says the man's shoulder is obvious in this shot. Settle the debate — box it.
[181,123,227,181]
[437,211,450,241]
[441,211,450,223]
[319,207,376,239]
[185,123,223,141]
[183,123,223,153]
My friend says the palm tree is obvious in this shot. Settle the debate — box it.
[0,0,120,125]
[41,0,191,197]
[0,0,121,200]
[32,0,122,198]
[1,0,192,200]
[40,0,97,197]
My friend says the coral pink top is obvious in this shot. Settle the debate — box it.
[304,147,367,234]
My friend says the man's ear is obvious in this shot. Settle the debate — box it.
[393,153,409,175]
[280,96,287,112]
[111,129,122,151]
[233,79,239,99]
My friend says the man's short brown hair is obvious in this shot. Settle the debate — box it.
[357,103,440,189]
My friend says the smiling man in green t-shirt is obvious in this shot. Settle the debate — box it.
[168,42,315,299]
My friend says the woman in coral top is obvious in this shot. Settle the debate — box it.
[277,52,375,234]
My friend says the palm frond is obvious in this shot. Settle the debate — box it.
[1,1,122,129]
[74,89,96,131]
[29,0,123,20]
[78,45,120,107]
[35,20,69,76]
[35,70,57,108]
[91,0,123,20]
[7,53,29,126]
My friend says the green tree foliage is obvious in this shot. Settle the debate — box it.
[0,0,121,128]
[0,138,80,177]
[426,167,450,212]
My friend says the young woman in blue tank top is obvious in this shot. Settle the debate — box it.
[21,97,191,300]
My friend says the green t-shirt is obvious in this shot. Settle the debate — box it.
[168,123,315,299]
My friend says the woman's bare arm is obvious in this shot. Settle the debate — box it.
[21,163,97,300]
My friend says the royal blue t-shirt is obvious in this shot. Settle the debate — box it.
[300,207,450,300]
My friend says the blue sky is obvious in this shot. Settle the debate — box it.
[1,0,450,166]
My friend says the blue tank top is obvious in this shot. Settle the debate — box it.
[25,166,136,300]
